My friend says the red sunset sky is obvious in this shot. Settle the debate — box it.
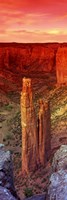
[0,0,67,43]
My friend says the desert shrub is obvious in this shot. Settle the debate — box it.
[24,187,33,198]
[4,104,13,111]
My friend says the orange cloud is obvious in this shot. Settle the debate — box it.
[0,0,67,42]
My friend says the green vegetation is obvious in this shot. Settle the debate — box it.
[4,103,13,111]
[24,187,33,198]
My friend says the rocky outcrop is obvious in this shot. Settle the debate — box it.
[0,43,67,94]
[0,43,58,94]
[0,144,20,200]
[38,100,51,166]
[25,194,46,200]
[56,47,67,84]
[21,78,38,173]
[47,145,67,200]
[0,186,17,200]
[52,145,67,172]
[21,78,51,173]
[0,43,57,73]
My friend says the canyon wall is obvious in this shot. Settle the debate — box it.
[0,43,58,93]
[56,47,67,84]
[0,43,58,74]
[0,43,67,94]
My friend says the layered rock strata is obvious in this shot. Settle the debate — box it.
[38,100,51,166]
[21,78,38,173]
[56,47,67,84]
[21,78,51,173]
[0,43,67,95]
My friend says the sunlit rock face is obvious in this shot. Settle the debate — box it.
[0,43,58,93]
[0,43,67,94]
[47,145,67,200]
[21,78,51,173]
[21,78,38,173]
[0,43,57,73]
[38,100,51,166]
[56,47,67,84]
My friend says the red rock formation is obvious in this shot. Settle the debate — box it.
[38,100,51,165]
[56,47,67,84]
[21,78,51,172]
[0,43,67,94]
[0,43,57,73]
[0,43,58,94]
[21,78,38,173]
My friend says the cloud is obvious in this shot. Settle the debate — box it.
[0,28,66,43]
[0,0,67,42]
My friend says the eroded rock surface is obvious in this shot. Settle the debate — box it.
[25,194,46,200]
[38,100,51,166]
[47,145,67,200]
[56,47,67,84]
[21,78,51,173]
[0,145,19,200]
[0,43,58,94]
[0,186,17,200]
[0,145,14,192]
[52,145,67,171]
[21,78,38,173]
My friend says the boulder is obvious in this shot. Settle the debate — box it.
[52,145,67,171]
[0,146,15,192]
[47,145,67,200]
[0,145,20,200]
[0,186,17,200]
[25,194,46,200]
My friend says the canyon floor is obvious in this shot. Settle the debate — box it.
[0,73,67,200]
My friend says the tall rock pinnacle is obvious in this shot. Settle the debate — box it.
[38,100,51,166]
[21,78,38,173]
[21,78,51,173]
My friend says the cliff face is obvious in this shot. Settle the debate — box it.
[0,43,58,94]
[0,44,58,91]
[0,43,58,74]
[56,47,67,84]
[0,43,67,94]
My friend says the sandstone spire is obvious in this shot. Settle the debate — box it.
[38,100,51,166]
[21,77,38,173]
